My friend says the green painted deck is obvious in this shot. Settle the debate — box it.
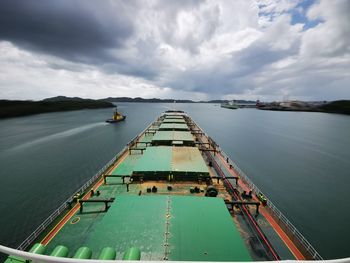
[132,146,209,175]
[138,134,154,144]
[84,195,167,260]
[133,146,172,172]
[152,131,194,142]
[168,196,252,261]
[159,123,189,131]
[172,147,208,174]
[111,155,142,176]
[50,195,251,261]
[44,183,143,258]
[162,118,186,124]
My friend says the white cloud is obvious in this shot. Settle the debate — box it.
[301,0,350,57]
[257,0,300,27]
[258,0,300,14]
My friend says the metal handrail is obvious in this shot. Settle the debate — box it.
[217,148,323,260]
[16,149,126,251]
[1,245,350,263]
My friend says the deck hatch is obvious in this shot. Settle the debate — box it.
[162,118,186,124]
[169,196,252,261]
[111,155,143,176]
[158,123,189,131]
[164,115,184,119]
[138,134,154,144]
[81,195,251,261]
[152,131,194,146]
[132,146,209,179]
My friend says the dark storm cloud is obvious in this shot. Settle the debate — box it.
[165,40,299,95]
[0,0,134,63]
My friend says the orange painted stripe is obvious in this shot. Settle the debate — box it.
[41,151,128,245]
[260,208,305,260]
[41,203,80,245]
[217,153,305,260]
[104,153,127,175]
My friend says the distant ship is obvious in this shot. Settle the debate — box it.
[0,111,326,262]
[221,100,238,109]
[106,106,126,123]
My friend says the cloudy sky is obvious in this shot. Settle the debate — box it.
[0,0,349,101]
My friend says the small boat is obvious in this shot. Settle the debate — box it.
[221,100,238,109]
[106,107,126,123]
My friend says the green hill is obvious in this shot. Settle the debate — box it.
[319,100,350,115]
[0,99,114,119]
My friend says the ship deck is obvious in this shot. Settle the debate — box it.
[45,195,251,261]
[5,112,310,262]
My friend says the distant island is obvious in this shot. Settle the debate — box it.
[1,96,349,119]
[0,96,257,119]
[0,97,114,119]
[102,96,255,104]
[318,100,350,115]
[102,97,194,103]
[257,100,350,115]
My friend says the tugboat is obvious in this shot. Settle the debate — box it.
[106,106,126,123]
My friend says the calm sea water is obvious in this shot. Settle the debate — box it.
[0,103,349,259]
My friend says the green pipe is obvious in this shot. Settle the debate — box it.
[6,243,46,263]
[50,245,69,257]
[73,247,92,259]
[122,247,141,260]
[29,243,46,254]
[98,247,116,260]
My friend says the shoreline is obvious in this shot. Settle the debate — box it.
[0,100,114,119]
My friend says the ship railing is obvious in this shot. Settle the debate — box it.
[0,245,350,263]
[127,115,163,148]
[218,148,323,260]
[16,147,128,251]
[188,116,323,261]
[2,245,350,263]
[16,116,159,252]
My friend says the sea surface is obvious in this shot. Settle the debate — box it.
[0,103,349,259]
